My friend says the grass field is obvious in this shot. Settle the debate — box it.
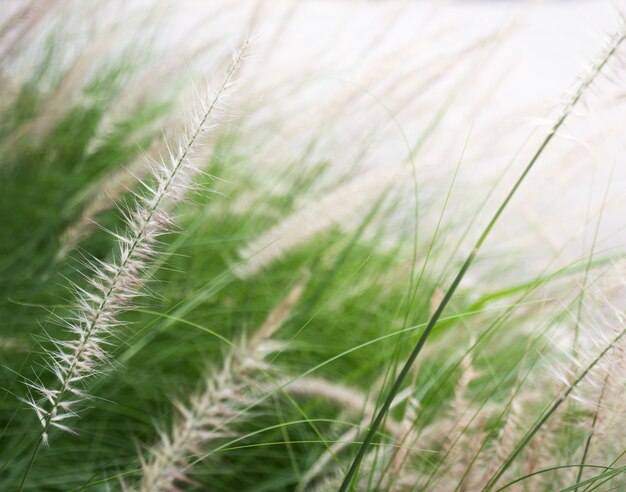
[1,1,625,491]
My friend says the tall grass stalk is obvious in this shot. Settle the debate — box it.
[338,25,626,491]
[17,40,248,492]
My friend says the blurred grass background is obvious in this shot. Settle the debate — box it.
[1,1,625,491]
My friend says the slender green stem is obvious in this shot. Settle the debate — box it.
[580,447,625,491]
[574,371,610,490]
[17,438,43,492]
[484,327,626,491]
[338,28,625,492]
[494,464,618,491]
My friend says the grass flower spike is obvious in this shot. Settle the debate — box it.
[138,279,306,492]
[18,40,248,489]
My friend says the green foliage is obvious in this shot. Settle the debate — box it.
[0,5,624,492]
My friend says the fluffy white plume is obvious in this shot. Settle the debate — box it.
[22,42,248,445]
[138,279,305,492]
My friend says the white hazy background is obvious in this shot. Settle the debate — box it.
[174,0,626,285]
[9,0,625,284]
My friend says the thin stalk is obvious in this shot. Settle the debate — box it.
[574,371,610,490]
[484,327,626,491]
[338,27,625,492]
[580,449,626,492]
[494,464,618,491]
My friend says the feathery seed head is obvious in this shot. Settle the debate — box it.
[23,41,248,444]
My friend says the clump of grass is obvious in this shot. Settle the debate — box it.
[1,2,625,492]
[338,25,626,491]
